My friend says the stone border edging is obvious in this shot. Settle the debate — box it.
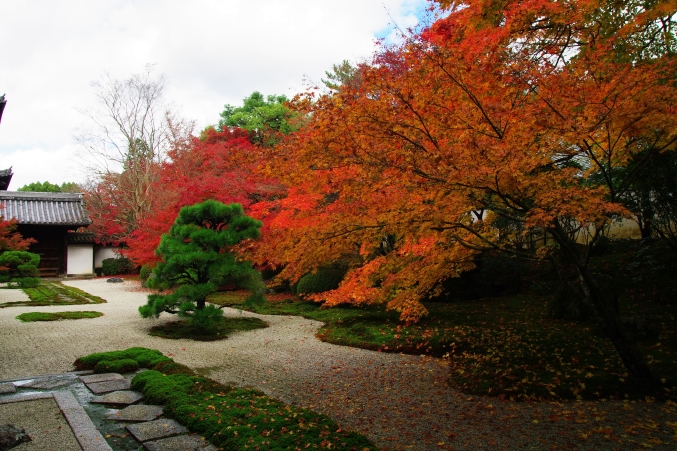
[0,390,112,451]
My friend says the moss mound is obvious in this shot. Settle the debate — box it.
[74,347,170,372]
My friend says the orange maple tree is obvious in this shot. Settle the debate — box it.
[255,0,677,386]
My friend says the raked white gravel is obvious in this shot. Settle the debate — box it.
[1,279,673,450]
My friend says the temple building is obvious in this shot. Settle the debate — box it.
[0,168,118,276]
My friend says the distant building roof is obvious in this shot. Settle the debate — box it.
[0,191,91,226]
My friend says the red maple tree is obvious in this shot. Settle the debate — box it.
[123,127,283,266]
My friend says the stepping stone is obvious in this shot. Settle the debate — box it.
[0,382,16,394]
[127,419,187,442]
[144,434,217,451]
[91,390,143,405]
[107,404,163,422]
[80,373,124,384]
[86,379,130,394]
[21,378,71,390]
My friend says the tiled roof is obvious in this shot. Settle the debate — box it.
[0,191,91,226]
[67,232,97,244]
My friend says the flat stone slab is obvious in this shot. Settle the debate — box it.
[80,373,124,384]
[0,383,16,394]
[127,419,187,442]
[86,379,131,394]
[144,434,217,451]
[91,390,143,406]
[21,378,72,390]
[107,404,163,422]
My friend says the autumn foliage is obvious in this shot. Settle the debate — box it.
[111,127,281,266]
[0,216,34,253]
[85,0,676,387]
[252,0,677,325]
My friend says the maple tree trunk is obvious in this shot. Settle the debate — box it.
[550,223,659,390]
[574,266,658,389]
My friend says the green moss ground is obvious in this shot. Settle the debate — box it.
[209,240,677,401]
[1,281,106,308]
[148,316,268,341]
[16,311,103,322]
[75,348,377,450]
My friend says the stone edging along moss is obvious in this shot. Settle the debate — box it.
[75,347,378,450]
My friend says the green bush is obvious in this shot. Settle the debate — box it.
[296,268,346,295]
[101,257,134,276]
[0,251,40,286]
[139,264,153,282]
[8,277,40,288]
[94,358,139,373]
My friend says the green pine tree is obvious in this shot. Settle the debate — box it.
[139,201,265,330]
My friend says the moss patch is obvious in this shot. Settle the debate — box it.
[16,311,103,322]
[148,316,267,341]
[74,347,171,372]
[1,281,106,308]
[74,348,376,450]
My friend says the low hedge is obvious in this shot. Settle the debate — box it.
[296,268,346,296]
[101,257,134,276]
[74,348,377,450]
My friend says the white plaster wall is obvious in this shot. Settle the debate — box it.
[94,246,120,268]
[67,244,94,275]
[608,218,642,239]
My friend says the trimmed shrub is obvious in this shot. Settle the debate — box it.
[8,277,40,288]
[139,264,154,284]
[0,251,40,287]
[296,268,346,295]
[94,358,139,373]
[101,257,134,276]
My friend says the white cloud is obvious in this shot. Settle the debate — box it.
[2,145,86,190]
[0,0,426,187]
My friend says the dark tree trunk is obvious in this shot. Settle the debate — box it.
[549,221,659,390]
[575,266,658,388]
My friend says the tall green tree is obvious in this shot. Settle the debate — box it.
[218,91,296,145]
[18,181,81,193]
[139,200,265,330]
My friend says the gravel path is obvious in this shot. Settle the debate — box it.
[0,279,675,450]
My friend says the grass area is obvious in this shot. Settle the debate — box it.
[208,240,677,402]
[148,317,268,341]
[0,281,106,308]
[75,348,377,450]
[16,311,103,322]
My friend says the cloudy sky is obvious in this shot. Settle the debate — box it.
[0,0,428,189]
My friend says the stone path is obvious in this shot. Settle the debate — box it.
[0,371,216,451]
